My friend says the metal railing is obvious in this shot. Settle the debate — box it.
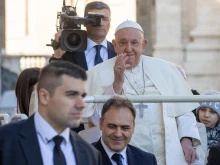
[84,95,220,103]
[1,95,220,125]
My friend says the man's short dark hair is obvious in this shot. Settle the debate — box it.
[37,61,87,95]
[101,96,136,119]
[84,1,111,17]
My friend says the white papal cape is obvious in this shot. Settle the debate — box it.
[83,55,204,165]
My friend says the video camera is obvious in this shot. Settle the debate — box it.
[47,1,104,52]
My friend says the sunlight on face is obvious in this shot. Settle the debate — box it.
[112,27,147,69]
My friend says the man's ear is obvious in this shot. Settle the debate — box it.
[132,121,135,134]
[141,39,148,53]
[112,39,116,49]
[38,88,50,105]
[99,117,104,131]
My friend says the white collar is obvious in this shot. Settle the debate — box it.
[87,38,108,50]
[101,137,127,161]
[34,111,70,146]
[125,56,142,73]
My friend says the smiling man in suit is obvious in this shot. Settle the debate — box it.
[0,61,102,165]
[92,96,157,165]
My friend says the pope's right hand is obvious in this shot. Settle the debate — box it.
[113,53,130,94]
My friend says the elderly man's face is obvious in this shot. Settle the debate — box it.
[112,27,147,69]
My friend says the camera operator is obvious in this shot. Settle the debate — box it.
[50,1,116,70]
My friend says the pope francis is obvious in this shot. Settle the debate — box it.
[83,20,205,165]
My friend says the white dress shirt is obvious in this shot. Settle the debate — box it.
[34,111,77,165]
[101,138,128,165]
[84,38,108,70]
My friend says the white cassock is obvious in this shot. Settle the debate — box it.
[83,55,205,165]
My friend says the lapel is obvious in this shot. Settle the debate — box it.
[126,145,138,165]
[107,41,117,59]
[19,115,43,165]
[70,131,92,165]
[143,56,170,95]
[93,139,112,165]
[74,52,88,70]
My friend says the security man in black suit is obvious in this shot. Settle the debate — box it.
[92,96,157,165]
[0,61,102,165]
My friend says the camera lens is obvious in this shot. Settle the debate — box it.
[60,29,87,52]
[66,33,81,47]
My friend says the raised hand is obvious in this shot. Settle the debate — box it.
[113,53,130,94]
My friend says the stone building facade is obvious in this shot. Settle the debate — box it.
[138,0,220,93]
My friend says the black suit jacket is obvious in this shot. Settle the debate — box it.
[61,41,116,70]
[0,115,102,165]
[207,145,220,165]
[92,139,157,165]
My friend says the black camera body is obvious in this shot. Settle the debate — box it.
[58,6,104,52]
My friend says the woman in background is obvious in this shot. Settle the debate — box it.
[15,67,40,116]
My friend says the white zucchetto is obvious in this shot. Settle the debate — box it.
[114,20,144,35]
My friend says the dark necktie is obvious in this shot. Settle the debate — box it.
[112,153,123,165]
[53,136,67,165]
[94,45,103,65]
